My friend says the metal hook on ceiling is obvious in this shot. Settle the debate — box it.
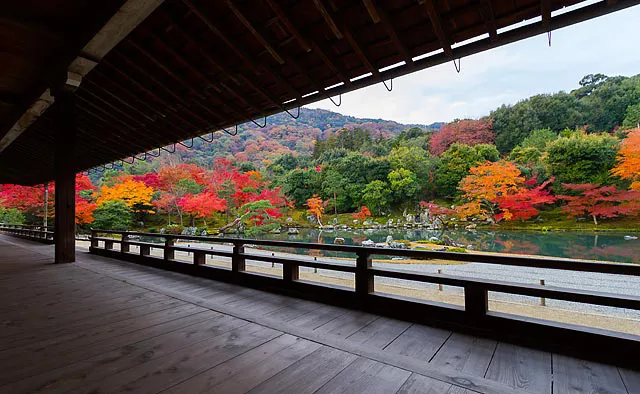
[160,144,176,154]
[198,132,215,143]
[329,94,342,107]
[547,31,552,47]
[177,138,194,149]
[223,125,238,136]
[104,163,115,170]
[251,116,267,128]
[134,152,148,161]
[382,78,393,92]
[453,58,461,73]
[147,148,161,158]
[284,106,300,119]
[122,157,135,165]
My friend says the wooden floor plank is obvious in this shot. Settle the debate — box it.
[384,324,452,361]
[395,372,454,394]
[619,367,640,394]
[288,303,348,330]
[68,323,281,394]
[247,347,358,394]
[314,357,411,394]
[314,310,380,338]
[485,343,551,394]
[553,354,628,394]
[163,334,321,394]
[0,311,221,389]
[346,316,411,349]
[430,333,497,377]
[0,302,202,363]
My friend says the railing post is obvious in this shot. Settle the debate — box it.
[164,236,175,261]
[194,250,206,265]
[105,239,114,250]
[140,244,151,256]
[283,261,299,283]
[356,250,373,297]
[464,284,488,321]
[121,232,130,253]
[232,241,245,272]
[90,230,98,249]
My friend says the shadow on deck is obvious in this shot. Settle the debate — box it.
[0,236,638,394]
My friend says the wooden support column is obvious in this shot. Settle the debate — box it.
[54,89,76,264]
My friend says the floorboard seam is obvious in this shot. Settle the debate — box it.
[77,258,535,394]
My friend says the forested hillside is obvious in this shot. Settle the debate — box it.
[177,108,442,167]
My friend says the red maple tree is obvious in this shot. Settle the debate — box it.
[429,118,495,155]
[494,179,556,221]
[558,184,640,225]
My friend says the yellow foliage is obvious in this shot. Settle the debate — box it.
[96,179,154,211]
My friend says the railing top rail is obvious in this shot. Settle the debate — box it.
[89,229,640,276]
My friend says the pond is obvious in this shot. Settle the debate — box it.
[229,228,640,264]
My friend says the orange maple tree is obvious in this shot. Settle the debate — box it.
[611,128,640,191]
[457,161,525,220]
[305,195,324,227]
[96,179,154,213]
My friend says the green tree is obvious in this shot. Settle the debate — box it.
[93,200,132,230]
[281,169,320,207]
[388,168,420,203]
[546,132,619,184]
[0,207,24,224]
[520,129,558,151]
[622,103,640,129]
[361,180,391,215]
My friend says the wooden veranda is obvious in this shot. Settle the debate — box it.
[1,235,639,394]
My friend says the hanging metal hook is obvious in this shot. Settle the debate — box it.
[147,148,161,158]
[284,106,300,119]
[329,94,342,107]
[160,144,176,154]
[134,152,148,161]
[177,138,194,149]
[198,132,215,143]
[382,78,393,92]
[251,116,267,128]
[223,125,238,136]
[104,163,115,170]
[453,58,461,73]
[547,31,552,47]
[122,157,135,165]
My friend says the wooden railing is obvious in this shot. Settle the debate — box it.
[88,229,640,366]
[0,223,55,243]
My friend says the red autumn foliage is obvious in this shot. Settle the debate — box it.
[558,183,640,225]
[429,118,495,155]
[352,206,371,220]
[494,179,556,221]
[178,191,226,224]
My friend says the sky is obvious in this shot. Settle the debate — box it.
[308,3,640,125]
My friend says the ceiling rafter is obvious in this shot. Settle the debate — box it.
[225,0,285,65]
[183,0,304,102]
[364,1,414,66]
[311,0,344,39]
[479,0,498,41]
[263,0,311,52]
[418,0,453,57]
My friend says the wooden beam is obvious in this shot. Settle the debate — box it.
[479,0,498,41]
[362,0,381,23]
[183,0,304,101]
[419,0,453,57]
[366,1,413,66]
[312,0,343,39]
[263,0,311,52]
[541,0,552,32]
[53,90,76,264]
[225,0,285,64]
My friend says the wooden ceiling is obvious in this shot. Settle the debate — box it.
[0,0,638,185]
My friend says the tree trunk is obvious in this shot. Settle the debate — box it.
[592,215,598,226]
[219,217,241,233]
